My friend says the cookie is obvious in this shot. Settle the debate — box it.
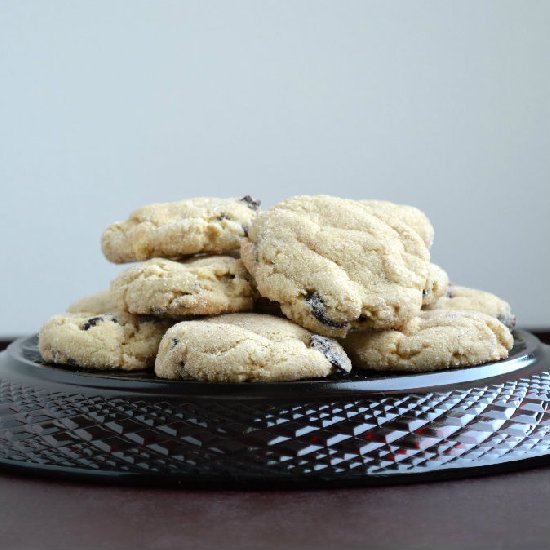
[361,200,434,248]
[155,313,352,382]
[111,256,256,317]
[341,310,513,372]
[422,263,449,306]
[425,285,516,329]
[39,312,171,371]
[66,290,116,315]
[240,195,430,337]
[102,196,261,264]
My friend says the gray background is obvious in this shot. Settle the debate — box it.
[1,0,549,335]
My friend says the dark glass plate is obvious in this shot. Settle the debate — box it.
[1,330,549,488]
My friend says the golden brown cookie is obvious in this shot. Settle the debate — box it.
[155,313,352,382]
[341,310,513,372]
[39,312,171,371]
[241,195,430,337]
[426,285,516,329]
[111,256,255,317]
[102,196,260,263]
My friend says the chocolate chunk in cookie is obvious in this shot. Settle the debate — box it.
[305,292,349,330]
[240,195,261,211]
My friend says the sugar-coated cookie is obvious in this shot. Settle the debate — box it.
[111,256,255,317]
[102,196,260,263]
[39,312,171,371]
[241,195,430,337]
[426,285,516,329]
[155,313,352,382]
[341,310,513,372]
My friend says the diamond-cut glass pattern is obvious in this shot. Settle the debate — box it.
[0,334,549,484]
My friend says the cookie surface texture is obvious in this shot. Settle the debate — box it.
[422,263,449,306]
[39,312,171,371]
[426,285,516,329]
[66,290,116,315]
[240,195,430,337]
[155,313,352,382]
[102,196,260,263]
[341,310,513,372]
[361,200,434,248]
[111,256,255,317]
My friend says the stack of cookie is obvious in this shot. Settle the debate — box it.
[39,195,516,382]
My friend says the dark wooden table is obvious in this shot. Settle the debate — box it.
[1,332,549,550]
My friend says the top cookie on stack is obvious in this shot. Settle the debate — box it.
[241,195,432,338]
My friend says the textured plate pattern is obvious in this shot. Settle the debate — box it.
[0,332,549,487]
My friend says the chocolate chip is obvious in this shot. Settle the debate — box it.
[310,335,348,373]
[240,195,261,211]
[171,338,179,349]
[305,292,348,329]
[81,316,104,331]
[422,288,429,297]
